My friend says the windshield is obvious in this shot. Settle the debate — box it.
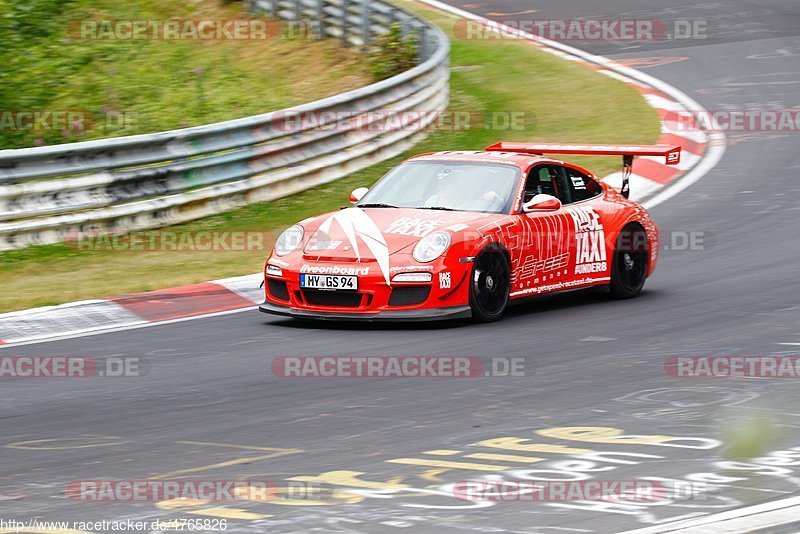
[357,161,521,214]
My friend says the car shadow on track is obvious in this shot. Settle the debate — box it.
[263,287,663,331]
[506,286,662,318]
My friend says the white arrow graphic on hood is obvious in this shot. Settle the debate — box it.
[317,208,391,286]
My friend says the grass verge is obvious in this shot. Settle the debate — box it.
[0,0,369,148]
[0,0,660,313]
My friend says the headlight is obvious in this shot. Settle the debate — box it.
[275,225,304,256]
[413,231,451,263]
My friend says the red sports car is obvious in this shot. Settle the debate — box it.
[260,143,679,322]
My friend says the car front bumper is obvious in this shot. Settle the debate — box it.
[259,300,471,322]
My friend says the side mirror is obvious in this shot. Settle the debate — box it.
[523,194,562,213]
[350,187,368,203]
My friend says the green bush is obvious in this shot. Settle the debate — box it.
[368,23,418,81]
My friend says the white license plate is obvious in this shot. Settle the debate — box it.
[300,274,358,291]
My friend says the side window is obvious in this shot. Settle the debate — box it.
[565,167,603,203]
[523,165,569,205]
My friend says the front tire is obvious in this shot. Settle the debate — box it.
[469,249,510,322]
[610,224,648,298]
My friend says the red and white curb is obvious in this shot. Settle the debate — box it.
[522,49,708,201]
[0,274,262,347]
[416,0,725,209]
[0,2,725,348]
[600,86,708,201]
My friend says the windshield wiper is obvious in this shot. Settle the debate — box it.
[418,206,458,211]
[358,203,398,208]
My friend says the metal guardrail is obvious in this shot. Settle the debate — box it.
[0,0,449,249]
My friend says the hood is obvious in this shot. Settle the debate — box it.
[301,207,504,283]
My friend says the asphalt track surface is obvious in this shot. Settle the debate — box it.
[2,1,800,532]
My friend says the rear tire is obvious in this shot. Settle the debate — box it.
[610,224,648,299]
[469,249,510,322]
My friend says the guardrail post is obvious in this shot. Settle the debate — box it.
[340,0,349,45]
[361,0,371,47]
[417,25,428,62]
[315,0,325,39]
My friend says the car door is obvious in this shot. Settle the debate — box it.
[509,164,575,297]
[559,164,613,282]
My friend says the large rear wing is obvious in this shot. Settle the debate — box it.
[484,142,682,198]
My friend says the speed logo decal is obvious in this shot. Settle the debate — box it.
[517,252,570,280]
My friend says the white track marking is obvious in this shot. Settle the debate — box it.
[415,0,725,211]
[620,495,800,533]
[661,125,709,144]
[644,93,687,112]
[0,300,145,344]
[1,0,726,348]
[0,306,256,349]
[597,69,643,85]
